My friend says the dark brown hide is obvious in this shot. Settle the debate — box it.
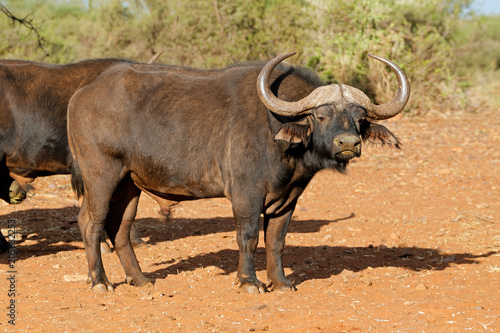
[68,55,408,294]
[0,59,127,193]
[0,57,166,253]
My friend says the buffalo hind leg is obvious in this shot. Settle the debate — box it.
[263,210,296,291]
[78,162,126,292]
[78,195,115,292]
[105,177,151,288]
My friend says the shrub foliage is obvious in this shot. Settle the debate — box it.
[1,0,493,114]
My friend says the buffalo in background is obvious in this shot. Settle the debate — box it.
[0,52,162,253]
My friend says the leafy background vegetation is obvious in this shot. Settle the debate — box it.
[1,0,498,114]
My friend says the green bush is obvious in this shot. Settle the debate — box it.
[304,0,474,114]
[1,0,494,114]
[454,14,500,74]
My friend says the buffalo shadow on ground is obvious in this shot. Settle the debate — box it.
[0,206,495,289]
[144,247,495,289]
[0,206,352,260]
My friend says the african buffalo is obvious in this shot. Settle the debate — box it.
[68,52,410,293]
[0,53,162,253]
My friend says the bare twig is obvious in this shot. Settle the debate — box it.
[213,0,226,38]
[0,4,49,56]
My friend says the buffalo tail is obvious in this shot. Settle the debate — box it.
[71,160,84,198]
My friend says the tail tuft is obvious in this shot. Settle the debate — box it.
[71,161,84,198]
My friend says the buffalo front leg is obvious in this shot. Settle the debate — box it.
[232,195,265,294]
[264,210,296,291]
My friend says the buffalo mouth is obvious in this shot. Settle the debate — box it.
[335,150,360,161]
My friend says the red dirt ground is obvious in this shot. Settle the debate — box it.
[1,107,499,332]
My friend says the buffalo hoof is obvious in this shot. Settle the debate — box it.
[126,274,153,287]
[236,278,267,294]
[100,241,113,254]
[268,280,297,292]
[138,280,154,289]
[92,282,114,293]
[9,181,26,204]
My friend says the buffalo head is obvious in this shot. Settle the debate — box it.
[257,53,410,165]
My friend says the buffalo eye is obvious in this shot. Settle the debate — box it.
[315,105,332,123]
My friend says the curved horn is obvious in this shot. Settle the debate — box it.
[257,52,317,116]
[257,53,410,119]
[146,50,164,64]
[364,54,410,120]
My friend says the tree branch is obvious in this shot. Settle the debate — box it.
[0,4,49,56]
[213,0,226,38]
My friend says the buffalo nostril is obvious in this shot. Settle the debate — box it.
[334,135,361,149]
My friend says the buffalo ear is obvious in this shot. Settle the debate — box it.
[274,125,311,145]
[362,121,401,148]
[275,128,304,143]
